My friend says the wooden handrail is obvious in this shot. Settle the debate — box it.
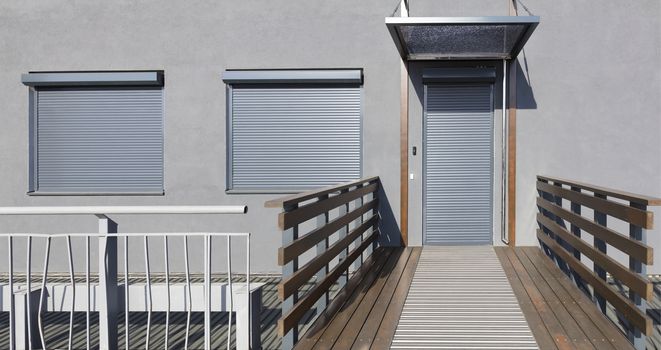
[266,177,380,348]
[279,215,378,300]
[537,181,653,229]
[278,199,378,265]
[536,176,656,346]
[536,231,651,335]
[278,183,378,230]
[536,198,652,264]
[537,175,661,206]
[265,176,379,208]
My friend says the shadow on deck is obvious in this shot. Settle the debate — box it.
[5,246,660,349]
[497,246,635,350]
[294,247,420,350]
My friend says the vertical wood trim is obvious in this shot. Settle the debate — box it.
[507,0,518,246]
[400,59,409,246]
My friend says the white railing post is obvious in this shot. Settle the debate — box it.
[97,215,119,350]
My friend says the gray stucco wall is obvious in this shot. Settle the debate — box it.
[510,0,661,271]
[0,0,402,274]
[0,0,660,273]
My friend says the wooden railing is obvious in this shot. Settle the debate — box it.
[265,176,380,350]
[536,176,661,349]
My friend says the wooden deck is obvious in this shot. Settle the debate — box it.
[496,246,635,350]
[2,246,652,349]
[294,247,421,350]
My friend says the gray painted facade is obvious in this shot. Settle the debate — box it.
[0,0,660,273]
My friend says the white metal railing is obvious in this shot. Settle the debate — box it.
[0,206,253,350]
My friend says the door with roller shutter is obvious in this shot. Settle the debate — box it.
[423,82,494,245]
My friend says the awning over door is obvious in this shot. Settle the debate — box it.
[386,16,539,60]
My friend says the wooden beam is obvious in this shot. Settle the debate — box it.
[278,215,378,300]
[277,233,377,336]
[278,199,378,265]
[265,176,379,209]
[400,59,409,246]
[536,230,652,335]
[507,59,517,246]
[537,175,661,206]
[537,181,653,229]
[278,183,377,230]
[537,213,652,300]
[536,198,653,264]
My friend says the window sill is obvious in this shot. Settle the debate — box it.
[225,189,303,195]
[27,191,165,196]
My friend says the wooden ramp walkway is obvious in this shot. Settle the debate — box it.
[295,245,636,350]
[392,246,538,349]
[295,247,421,350]
[496,246,634,350]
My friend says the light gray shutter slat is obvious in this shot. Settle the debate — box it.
[230,86,361,190]
[424,83,493,244]
[35,88,163,193]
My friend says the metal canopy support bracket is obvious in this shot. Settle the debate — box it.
[97,215,119,350]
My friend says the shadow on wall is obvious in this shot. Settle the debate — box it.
[516,52,537,110]
[377,183,401,246]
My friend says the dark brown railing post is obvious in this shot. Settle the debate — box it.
[315,195,330,313]
[535,175,659,350]
[593,193,608,313]
[552,181,570,274]
[537,179,557,261]
[569,186,584,289]
[282,203,299,349]
[371,186,379,253]
[629,201,647,350]
[338,188,349,288]
[352,183,364,272]
[266,176,380,350]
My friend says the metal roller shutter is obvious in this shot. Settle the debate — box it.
[229,85,362,191]
[33,87,164,193]
[424,83,494,244]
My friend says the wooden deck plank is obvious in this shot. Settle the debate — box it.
[295,247,395,350]
[495,247,560,350]
[522,247,634,350]
[330,248,412,349]
[352,247,421,349]
[512,248,598,350]
[303,248,405,350]
[369,247,421,350]
[502,247,577,350]
[516,247,617,350]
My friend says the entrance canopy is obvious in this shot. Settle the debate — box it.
[386,16,539,60]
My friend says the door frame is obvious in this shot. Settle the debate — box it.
[403,60,509,246]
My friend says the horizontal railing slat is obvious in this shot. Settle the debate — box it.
[537,176,661,206]
[265,176,379,208]
[536,197,653,264]
[278,183,378,230]
[537,181,653,229]
[278,199,378,265]
[278,216,378,300]
[278,232,377,337]
[536,229,652,335]
[270,176,380,349]
[536,213,652,300]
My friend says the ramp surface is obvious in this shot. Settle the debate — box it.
[391,246,538,349]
